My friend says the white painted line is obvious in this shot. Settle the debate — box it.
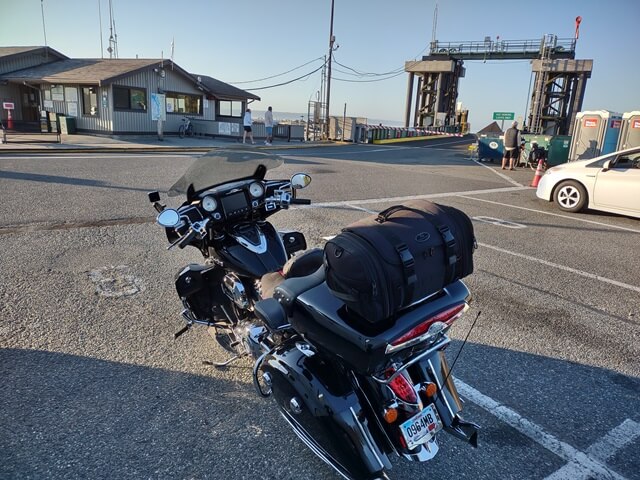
[544,419,640,480]
[472,159,524,187]
[345,203,377,214]
[478,242,640,294]
[459,195,640,234]
[0,154,195,160]
[472,216,527,229]
[455,380,627,480]
[297,186,528,209]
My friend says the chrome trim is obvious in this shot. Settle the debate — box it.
[372,337,451,385]
[279,411,351,480]
[349,373,400,457]
[232,226,267,254]
[385,303,468,354]
[427,358,455,419]
[402,437,439,462]
[290,397,303,414]
[222,273,250,309]
[349,407,385,470]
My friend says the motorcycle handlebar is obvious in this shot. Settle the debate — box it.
[177,227,199,249]
[289,198,311,205]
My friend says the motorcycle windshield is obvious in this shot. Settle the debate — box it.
[168,149,284,197]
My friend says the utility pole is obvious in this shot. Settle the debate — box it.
[40,0,48,48]
[325,0,335,139]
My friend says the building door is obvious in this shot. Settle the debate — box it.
[19,85,39,122]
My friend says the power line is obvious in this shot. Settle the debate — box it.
[229,57,324,84]
[244,60,328,91]
[333,70,406,83]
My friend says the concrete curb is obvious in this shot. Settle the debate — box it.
[0,141,344,155]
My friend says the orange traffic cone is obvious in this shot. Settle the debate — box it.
[530,159,544,187]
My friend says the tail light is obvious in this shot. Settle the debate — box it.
[386,303,468,354]
[385,369,418,404]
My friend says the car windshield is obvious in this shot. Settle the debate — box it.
[168,149,284,197]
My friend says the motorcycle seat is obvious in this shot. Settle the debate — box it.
[273,266,325,315]
[261,248,324,298]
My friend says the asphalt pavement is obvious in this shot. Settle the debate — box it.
[1,138,638,480]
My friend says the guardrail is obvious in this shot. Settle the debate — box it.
[189,120,305,142]
[354,124,466,143]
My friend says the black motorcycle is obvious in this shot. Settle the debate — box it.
[149,149,478,480]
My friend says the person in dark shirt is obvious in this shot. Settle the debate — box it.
[528,141,547,168]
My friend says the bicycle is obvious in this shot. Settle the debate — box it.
[178,117,194,138]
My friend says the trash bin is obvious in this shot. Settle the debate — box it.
[547,135,571,166]
[477,136,503,161]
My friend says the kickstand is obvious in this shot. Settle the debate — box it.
[203,354,243,368]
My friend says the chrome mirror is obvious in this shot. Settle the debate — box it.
[291,173,312,189]
[157,209,180,227]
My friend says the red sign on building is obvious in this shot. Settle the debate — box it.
[610,119,621,128]
[583,118,598,128]
[633,119,640,129]
[2,102,15,110]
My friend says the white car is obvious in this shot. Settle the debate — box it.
[536,147,640,218]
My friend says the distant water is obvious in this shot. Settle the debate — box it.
[252,109,404,127]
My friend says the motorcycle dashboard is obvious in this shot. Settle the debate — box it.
[197,179,268,222]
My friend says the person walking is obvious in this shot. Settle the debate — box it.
[243,107,255,144]
[264,106,274,146]
[502,120,521,170]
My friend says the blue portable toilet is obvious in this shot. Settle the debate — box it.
[568,110,622,161]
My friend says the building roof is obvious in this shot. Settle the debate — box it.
[476,121,503,136]
[196,74,260,101]
[0,46,68,61]
[0,58,181,86]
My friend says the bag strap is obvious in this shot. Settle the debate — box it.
[371,226,416,303]
[437,224,457,283]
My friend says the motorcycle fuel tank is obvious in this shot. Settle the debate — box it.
[217,222,288,277]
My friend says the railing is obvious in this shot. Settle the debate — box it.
[428,37,576,58]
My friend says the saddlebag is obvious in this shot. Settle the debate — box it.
[324,200,475,323]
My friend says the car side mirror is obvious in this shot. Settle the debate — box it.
[601,160,611,172]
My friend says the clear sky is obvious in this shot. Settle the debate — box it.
[2,0,639,130]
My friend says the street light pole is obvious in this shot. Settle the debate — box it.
[325,0,335,139]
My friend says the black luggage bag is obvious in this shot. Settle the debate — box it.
[324,199,476,324]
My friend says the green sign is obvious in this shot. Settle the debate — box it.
[493,112,515,120]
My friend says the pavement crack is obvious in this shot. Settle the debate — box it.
[0,216,154,235]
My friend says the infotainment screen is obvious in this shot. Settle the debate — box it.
[221,191,248,214]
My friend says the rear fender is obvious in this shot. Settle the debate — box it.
[260,342,392,478]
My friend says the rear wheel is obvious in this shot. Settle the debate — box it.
[554,180,587,212]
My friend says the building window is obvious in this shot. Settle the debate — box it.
[82,86,99,116]
[166,92,202,115]
[114,86,147,111]
[218,100,242,117]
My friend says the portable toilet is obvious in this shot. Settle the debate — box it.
[568,110,622,161]
[616,111,640,150]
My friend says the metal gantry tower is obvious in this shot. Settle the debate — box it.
[404,35,592,135]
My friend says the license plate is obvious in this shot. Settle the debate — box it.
[400,404,442,449]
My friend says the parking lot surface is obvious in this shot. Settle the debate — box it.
[1,140,639,479]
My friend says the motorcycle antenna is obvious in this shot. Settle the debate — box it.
[438,310,481,392]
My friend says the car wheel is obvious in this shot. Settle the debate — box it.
[554,180,587,212]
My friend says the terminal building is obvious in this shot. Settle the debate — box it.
[0,46,259,135]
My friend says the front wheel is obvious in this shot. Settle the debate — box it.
[554,180,587,212]
[178,125,185,138]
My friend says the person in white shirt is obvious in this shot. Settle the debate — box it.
[243,108,255,144]
[264,106,274,146]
